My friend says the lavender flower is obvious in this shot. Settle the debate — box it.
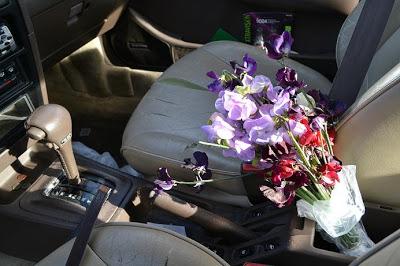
[243,115,282,145]
[222,91,257,121]
[241,74,272,94]
[223,136,255,161]
[201,112,237,141]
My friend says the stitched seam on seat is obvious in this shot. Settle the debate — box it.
[121,145,240,176]
[86,244,107,265]
[94,223,229,265]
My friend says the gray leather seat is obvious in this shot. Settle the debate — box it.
[37,222,400,265]
[37,222,229,266]
[122,1,400,207]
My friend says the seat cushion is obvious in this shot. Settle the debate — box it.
[37,222,228,266]
[121,41,331,197]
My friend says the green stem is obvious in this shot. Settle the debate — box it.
[322,125,334,155]
[287,131,311,168]
[174,173,253,185]
[198,141,230,149]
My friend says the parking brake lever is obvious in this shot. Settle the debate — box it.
[25,104,81,184]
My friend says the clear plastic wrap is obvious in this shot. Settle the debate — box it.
[296,165,375,257]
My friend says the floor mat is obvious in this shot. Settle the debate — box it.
[45,38,161,161]
[73,141,142,176]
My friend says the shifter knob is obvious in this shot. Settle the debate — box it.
[25,104,81,184]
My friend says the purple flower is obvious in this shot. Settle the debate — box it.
[206,71,225,93]
[183,151,212,189]
[230,54,257,76]
[266,86,282,102]
[154,167,174,192]
[265,31,294,60]
[288,119,307,137]
[222,91,257,121]
[243,115,284,145]
[276,67,304,88]
[310,115,326,131]
[201,112,237,141]
[223,137,255,161]
[271,91,291,116]
[242,74,272,94]
[206,71,239,93]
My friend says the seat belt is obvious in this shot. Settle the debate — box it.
[66,185,111,266]
[329,0,395,107]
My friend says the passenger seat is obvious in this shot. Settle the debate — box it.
[122,0,400,207]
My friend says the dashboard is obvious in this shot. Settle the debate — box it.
[0,0,127,152]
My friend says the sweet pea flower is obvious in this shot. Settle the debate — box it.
[266,85,282,102]
[242,74,272,94]
[276,67,305,88]
[230,54,257,76]
[272,91,291,116]
[201,112,236,141]
[222,90,257,121]
[310,115,326,131]
[265,31,294,60]
[243,115,285,145]
[154,167,175,193]
[206,71,225,93]
[223,136,255,161]
[288,119,307,137]
[319,162,342,187]
[182,151,212,190]
[260,183,295,208]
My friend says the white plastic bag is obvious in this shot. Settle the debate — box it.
[296,165,374,256]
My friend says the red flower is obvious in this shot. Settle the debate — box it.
[328,128,336,144]
[299,127,324,147]
[287,171,310,189]
[319,162,342,187]
[271,159,296,185]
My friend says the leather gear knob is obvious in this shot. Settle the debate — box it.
[25,104,81,184]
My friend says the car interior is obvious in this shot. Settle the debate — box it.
[0,0,399,265]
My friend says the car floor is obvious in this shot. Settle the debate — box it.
[44,38,161,165]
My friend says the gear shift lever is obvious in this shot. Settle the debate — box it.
[25,104,81,184]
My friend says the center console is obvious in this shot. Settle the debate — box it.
[0,1,142,261]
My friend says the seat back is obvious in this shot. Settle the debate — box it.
[335,0,400,207]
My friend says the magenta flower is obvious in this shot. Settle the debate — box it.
[265,31,294,60]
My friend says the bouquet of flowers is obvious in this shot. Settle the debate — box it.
[153,31,374,257]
